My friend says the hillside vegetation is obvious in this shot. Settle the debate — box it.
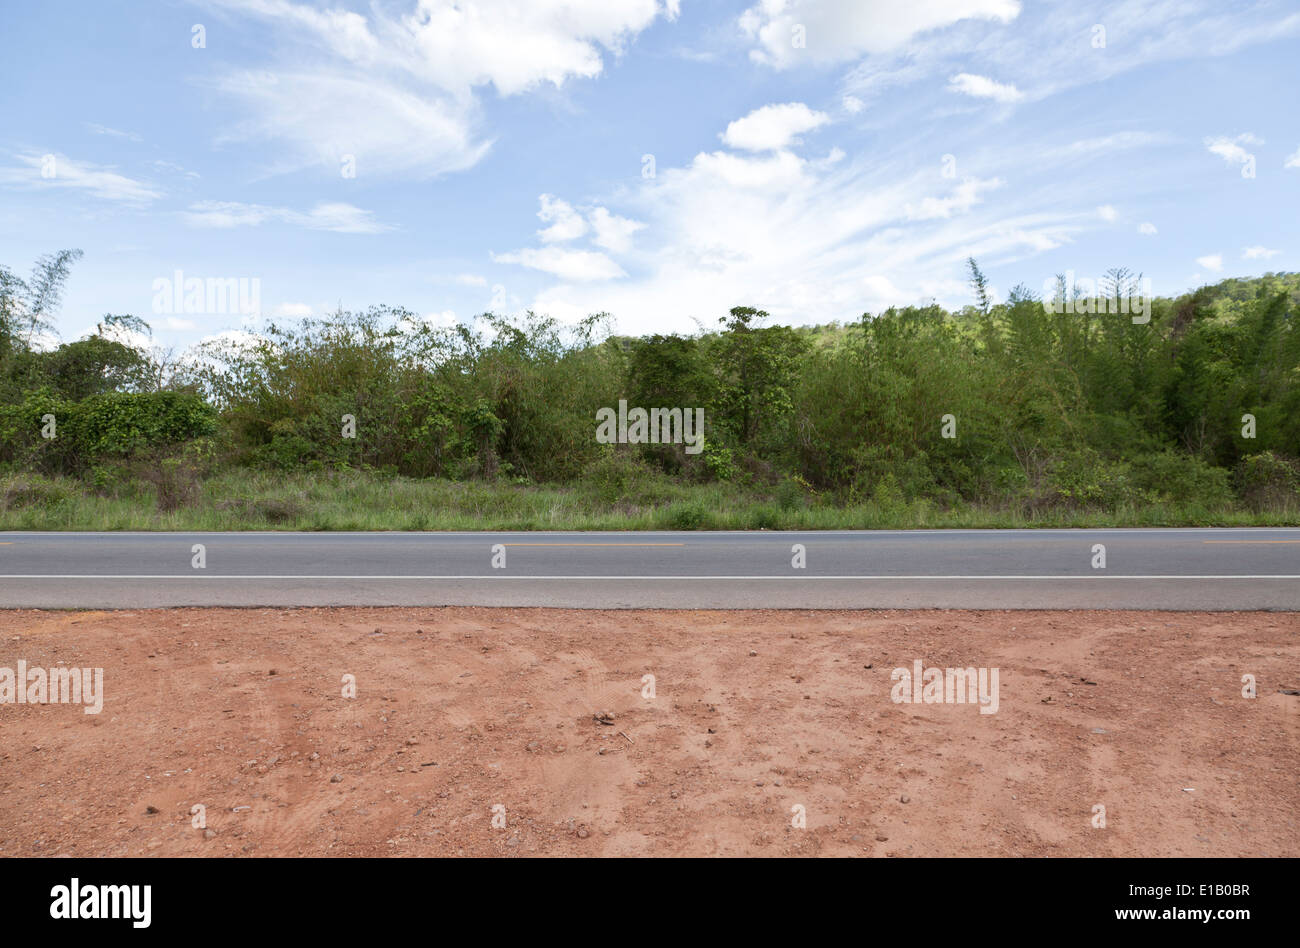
[2,252,1298,529]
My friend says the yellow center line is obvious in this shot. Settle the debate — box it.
[1203,540,1300,544]
[501,542,685,547]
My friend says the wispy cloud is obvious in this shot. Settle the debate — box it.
[0,152,162,204]
[947,72,1023,103]
[842,0,1300,107]
[183,200,392,233]
[201,0,681,179]
[85,122,142,142]
[491,246,626,282]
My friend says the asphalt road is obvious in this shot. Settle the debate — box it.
[0,528,1296,609]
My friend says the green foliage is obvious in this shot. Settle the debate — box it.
[3,247,1299,524]
[1233,451,1300,511]
[67,392,217,460]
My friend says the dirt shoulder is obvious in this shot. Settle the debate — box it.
[1,607,1296,857]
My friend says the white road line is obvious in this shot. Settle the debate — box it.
[1,575,1297,580]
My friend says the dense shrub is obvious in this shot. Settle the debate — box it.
[4,247,1300,520]
[1234,452,1300,511]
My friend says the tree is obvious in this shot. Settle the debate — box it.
[0,249,84,353]
[967,257,992,316]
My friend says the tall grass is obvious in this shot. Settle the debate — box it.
[1,470,1294,531]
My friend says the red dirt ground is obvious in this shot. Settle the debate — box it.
[1,607,1296,857]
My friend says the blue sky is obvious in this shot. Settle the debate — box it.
[2,0,1298,349]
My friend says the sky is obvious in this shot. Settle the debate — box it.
[1,0,1298,350]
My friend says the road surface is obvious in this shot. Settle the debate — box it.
[0,528,1296,609]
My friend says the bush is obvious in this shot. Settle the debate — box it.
[1045,449,1141,510]
[0,390,75,472]
[702,443,737,482]
[664,502,711,530]
[1130,450,1233,508]
[1233,452,1300,511]
[68,391,217,461]
[582,448,672,505]
[132,438,218,512]
[775,476,805,511]
[0,473,71,511]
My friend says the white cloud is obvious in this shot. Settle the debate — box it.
[150,159,200,179]
[948,72,1024,103]
[740,0,1021,68]
[495,196,645,280]
[184,200,392,233]
[1041,132,1171,161]
[842,95,864,114]
[1242,246,1279,260]
[212,69,491,180]
[516,134,1079,333]
[905,177,1003,220]
[491,247,626,282]
[1205,134,1258,169]
[721,103,831,152]
[96,323,153,351]
[85,123,142,142]
[1138,222,1158,235]
[405,309,459,330]
[429,273,489,287]
[1286,146,1300,169]
[686,149,809,190]
[205,0,680,179]
[269,303,314,318]
[1197,254,1224,272]
[0,153,162,204]
[1098,205,1118,222]
[842,3,1300,109]
[589,207,645,253]
[537,194,588,243]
